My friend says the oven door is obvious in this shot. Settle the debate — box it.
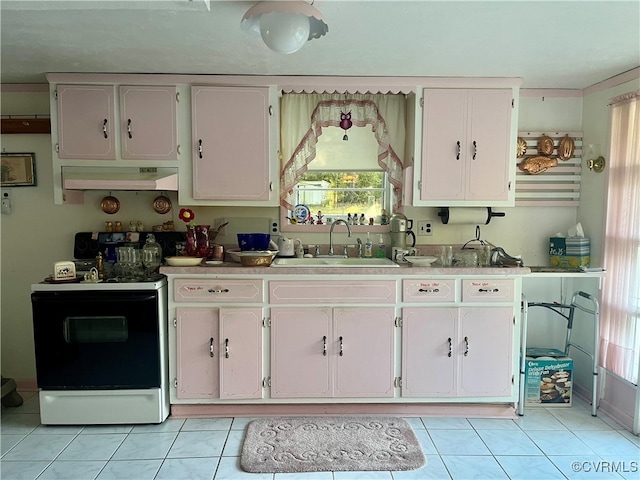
[31,290,161,390]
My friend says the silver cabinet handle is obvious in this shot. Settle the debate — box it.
[208,288,230,294]
[209,337,214,357]
[418,288,440,293]
[456,141,461,160]
[464,336,469,356]
[473,140,477,160]
[198,139,203,159]
[478,288,499,293]
[127,119,132,139]
[447,337,452,357]
[102,119,108,138]
[339,336,344,356]
[224,338,229,358]
[322,335,327,356]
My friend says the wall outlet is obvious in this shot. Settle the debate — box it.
[417,220,433,236]
[269,217,280,236]
[1,191,11,215]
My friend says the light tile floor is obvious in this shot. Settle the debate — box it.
[1,393,638,480]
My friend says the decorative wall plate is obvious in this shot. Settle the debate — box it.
[557,135,575,161]
[153,195,172,214]
[293,204,310,223]
[100,195,120,214]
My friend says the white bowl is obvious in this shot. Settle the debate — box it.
[165,256,203,266]
[405,256,438,266]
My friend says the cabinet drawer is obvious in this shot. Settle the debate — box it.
[269,280,396,304]
[174,279,263,303]
[461,278,515,302]
[402,279,456,302]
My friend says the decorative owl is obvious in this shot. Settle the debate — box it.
[340,111,352,140]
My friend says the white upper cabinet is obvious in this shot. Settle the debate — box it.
[57,85,116,160]
[413,88,516,206]
[188,85,277,205]
[119,85,178,161]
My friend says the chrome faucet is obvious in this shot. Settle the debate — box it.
[329,219,352,256]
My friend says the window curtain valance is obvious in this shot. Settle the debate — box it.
[280,93,406,211]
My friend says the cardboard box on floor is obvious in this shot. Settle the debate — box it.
[524,355,573,407]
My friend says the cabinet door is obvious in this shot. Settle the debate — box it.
[57,85,115,159]
[219,307,263,400]
[458,307,513,397]
[270,307,331,398]
[465,89,512,201]
[191,86,271,201]
[176,307,219,399]
[119,86,178,160]
[333,307,395,398]
[420,89,466,201]
[402,307,457,397]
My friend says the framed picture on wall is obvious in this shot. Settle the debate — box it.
[1,152,36,187]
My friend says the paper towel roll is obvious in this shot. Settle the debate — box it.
[438,207,505,225]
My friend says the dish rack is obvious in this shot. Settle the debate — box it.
[518,291,600,416]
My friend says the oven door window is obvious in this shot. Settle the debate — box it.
[31,291,162,390]
[64,316,129,343]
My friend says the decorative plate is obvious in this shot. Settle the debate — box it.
[153,195,172,214]
[293,204,310,223]
[516,137,527,158]
[100,195,120,214]
[405,256,438,266]
[557,135,575,161]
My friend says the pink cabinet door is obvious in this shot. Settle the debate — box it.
[458,307,513,397]
[333,307,395,398]
[402,307,457,397]
[420,89,466,201]
[191,86,271,200]
[119,85,178,160]
[270,307,331,398]
[466,89,512,201]
[57,85,115,159]
[176,307,219,399]
[219,307,263,400]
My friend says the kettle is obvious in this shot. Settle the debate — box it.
[390,212,416,249]
[277,236,301,257]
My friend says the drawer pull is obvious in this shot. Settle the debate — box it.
[102,119,108,138]
[339,336,344,356]
[447,337,452,357]
[464,336,469,356]
[209,337,214,357]
[456,140,461,160]
[198,139,203,159]
[418,288,439,293]
[127,118,133,139]
[224,338,229,358]
[208,288,230,294]
[478,288,499,293]
[322,336,327,356]
[473,140,477,160]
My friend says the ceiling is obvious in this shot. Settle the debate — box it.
[1,0,639,89]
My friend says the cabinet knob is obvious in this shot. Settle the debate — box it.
[209,337,214,357]
[102,119,108,139]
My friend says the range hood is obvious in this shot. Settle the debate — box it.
[62,166,178,191]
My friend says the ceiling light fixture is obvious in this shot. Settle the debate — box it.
[241,1,328,54]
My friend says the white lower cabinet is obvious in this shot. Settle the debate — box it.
[270,306,395,398]
[176,306,263,400]
[402,306,514,397]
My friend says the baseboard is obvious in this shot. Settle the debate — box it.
[15,378,38,393]
[170,403,517,419]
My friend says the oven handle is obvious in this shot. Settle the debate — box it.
[31,292,158,303]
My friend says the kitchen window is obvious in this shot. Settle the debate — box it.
[279,93,407,231]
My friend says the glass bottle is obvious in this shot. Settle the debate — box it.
[142,234,162,278]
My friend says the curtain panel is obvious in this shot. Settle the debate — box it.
[280,93,406,211]
[600,90,640,384]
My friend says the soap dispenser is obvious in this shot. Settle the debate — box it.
[364,233,373,258]
[376,234,386,258]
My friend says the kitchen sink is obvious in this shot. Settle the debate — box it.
[271,257,400,268]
